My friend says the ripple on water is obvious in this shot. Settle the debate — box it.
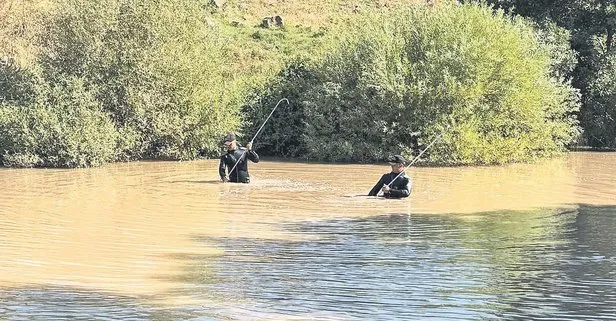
[188,207,616,320]
[1,154,616,320]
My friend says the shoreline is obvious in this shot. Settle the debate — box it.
[3,149,615,170]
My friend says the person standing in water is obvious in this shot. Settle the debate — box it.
[219,134,259,183]
[368,155,411,198]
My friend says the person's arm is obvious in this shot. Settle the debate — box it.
[388,177,410,198]
[246,142,260,163]
[219,156,228,181]
[246,150,259,163]
[368,175,386,196]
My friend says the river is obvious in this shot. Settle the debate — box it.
[1,152,615,320]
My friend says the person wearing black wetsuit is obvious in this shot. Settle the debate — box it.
[368,154,411,198]
[219,134,259,183]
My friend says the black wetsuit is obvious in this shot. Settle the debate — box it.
[368,172,411,198]
[219,147,259,183]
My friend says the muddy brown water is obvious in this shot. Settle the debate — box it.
[1,152,615,320]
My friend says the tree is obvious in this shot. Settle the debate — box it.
[478,0,616,147]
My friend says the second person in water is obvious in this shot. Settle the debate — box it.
[368,155,411,198]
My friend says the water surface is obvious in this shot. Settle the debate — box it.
[1,152,615,320]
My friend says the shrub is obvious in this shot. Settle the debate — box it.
[0,76,117,167]
[1,0,250,167]
[41,0,246,160]
[245,2,581,165]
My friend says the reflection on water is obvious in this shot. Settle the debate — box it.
[0,287,175,321]
[1,152,615,320]
[188,205,616,320]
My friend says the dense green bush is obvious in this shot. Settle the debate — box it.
[1,0,247,167]
[0,76,117,167]
[41,0,245,160]
[245,3,581,165]
[242,62,314,158]
[534,21,578,81]
[0,61,36,106]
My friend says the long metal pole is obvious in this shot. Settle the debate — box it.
[226,98,289,179]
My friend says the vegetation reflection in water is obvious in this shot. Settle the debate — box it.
[5,206,612,320]
[183,205,616,320]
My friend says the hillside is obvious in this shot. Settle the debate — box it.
[1,0,427,74]
[210,0,425,26]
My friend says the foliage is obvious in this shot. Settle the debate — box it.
[1,0,249,167]
[1,0,585,167]
[582,53,616,147]
[479,0,616,147]
[245,2,581,165]
[534,21,578,80]
[0,76,117,167]
[37,0,244,160]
